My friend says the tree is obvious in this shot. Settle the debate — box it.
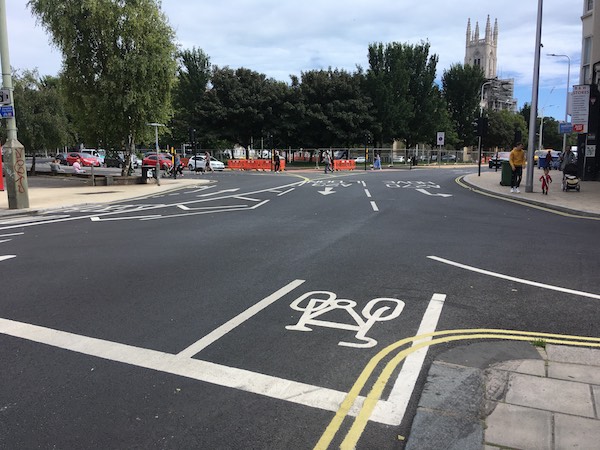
[171,47,212,147]
[7,70,75,157]
[486,109,527,150]
[442,64,485,148]
[28,0,178,174]
[365,41,441,148]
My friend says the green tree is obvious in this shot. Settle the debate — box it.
[8,70,75,157]
[28,0,178,174]
[442,64,485,148]
[365,41,441,148]
[485,109,527,150]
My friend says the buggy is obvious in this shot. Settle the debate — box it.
[562,163,580,192]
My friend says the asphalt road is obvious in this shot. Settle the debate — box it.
[1,167,599,449]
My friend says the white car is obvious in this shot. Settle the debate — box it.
[187,155,225,171]
[354,156,366,164]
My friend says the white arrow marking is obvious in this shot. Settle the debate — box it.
[0,255,16,262]
[415,189,452,198]
[318,187,336,195]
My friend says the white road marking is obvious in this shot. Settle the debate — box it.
[140,200,270,221]
[0,232,23,237]
[199,188,240,197]
[370,201,379,212]
[90,215,162,222]
[428,255,600,300]
[277,188,295,196]
[371,293,446,425]
[0,255,16,262]
[415,189,452,197]
[0,239,11,244]
[318,187,336,196]
[178,279,306,357]
[233,196,262,202]
[364,189,372,198]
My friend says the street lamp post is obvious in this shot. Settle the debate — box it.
[146,122,164,186]
[547,53,571,154]
[478,80,493,176]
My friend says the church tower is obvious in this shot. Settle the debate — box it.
[465,16,498,79]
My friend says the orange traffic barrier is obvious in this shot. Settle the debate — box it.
[226,159,286,171]
[333,159,355,171]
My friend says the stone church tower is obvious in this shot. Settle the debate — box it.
[465,16,498,79]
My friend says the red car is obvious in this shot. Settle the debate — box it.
[66,152,101,167]
[142,153,173,169]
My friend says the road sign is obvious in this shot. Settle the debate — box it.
[571,85,590,133]
[559,122,573,134]
[0,89,9,105]
[436,132,445,146]
[0,106,14,118]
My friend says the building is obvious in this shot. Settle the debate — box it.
[465,16,517,113]
[581,0,599,84]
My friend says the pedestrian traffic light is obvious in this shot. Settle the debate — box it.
[472,118,480,136]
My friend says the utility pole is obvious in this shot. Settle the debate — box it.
[0,0,29,208]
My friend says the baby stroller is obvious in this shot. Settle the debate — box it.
[562,163,581,192]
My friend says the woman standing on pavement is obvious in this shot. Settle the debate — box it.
[509,142,526,193]
[204,151,214,173]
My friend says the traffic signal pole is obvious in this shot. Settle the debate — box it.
[0,0,29,208]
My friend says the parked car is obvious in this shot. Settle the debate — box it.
[55,152,68,165]
[81,149,104,165]
[142,153,173,169]
[354,156,366,164]
[65,152,101,167]
[489,151,511,169]
[441,154,457,162]
[392,156,406,163]
[104,153,125,168]
[187,155,225,171]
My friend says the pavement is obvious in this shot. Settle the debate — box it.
[2,166,600,449]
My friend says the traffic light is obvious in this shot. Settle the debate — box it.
[472,118,480,136]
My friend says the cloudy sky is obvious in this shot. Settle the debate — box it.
[7,1,584,120]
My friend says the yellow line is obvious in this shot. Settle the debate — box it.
[455,176,600,221]
[315,328,600,450]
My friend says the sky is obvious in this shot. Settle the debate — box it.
[6,1,584,121]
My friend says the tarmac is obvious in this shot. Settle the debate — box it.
[2,165,600,449]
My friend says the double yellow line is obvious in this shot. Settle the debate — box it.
[314,328,600,449]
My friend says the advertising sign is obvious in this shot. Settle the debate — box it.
[571,85,590,133]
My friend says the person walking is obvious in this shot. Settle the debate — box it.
[560,147,576,171]
[324,151,333,174]
[539,167,552,195]
[509,142,526,193]
[544,150,552,170]
[204,151,214,173]
[373,153,382,170]
[173,154,181,179]
[273,150,281,173]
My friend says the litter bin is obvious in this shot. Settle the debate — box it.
[500,161,512,186]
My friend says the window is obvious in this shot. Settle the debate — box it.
[587,0,594,12]
[582,36,592,83]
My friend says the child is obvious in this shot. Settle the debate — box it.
[539,167,552,195]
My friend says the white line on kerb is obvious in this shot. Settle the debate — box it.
[370,201,379,212]
[177,279,306,357]
[428,255,600,300]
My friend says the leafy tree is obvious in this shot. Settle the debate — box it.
[365,41,441,148]
[7,70,75,157]
[28,0,178,174]
[485,109,527,150]
[442,64,485,148]
[298,68,375,148]
[171,47,212,148]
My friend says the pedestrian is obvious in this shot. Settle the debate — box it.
[72,157,86,174]
[544,150,552,170]
[324,151,333,174]
[560,147,576,171]
[204,151,214,173]
[539,166,552,195]
[173,154,181,179]
[274,150,281,172]
[509,142,526,193]
[373,153,382,170]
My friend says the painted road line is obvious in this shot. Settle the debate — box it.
[178,280,306,358]
[428,255,600,300]
[0,255,16,262]
[277,188,295,196]
[0,239,12,244]
[0,232,23,237]
[233,196,262,202]
[364,189,372,198]
[140,200,270,221]
[370,293,446,425]
[370,201,379,212]
[0,316,365,416]
[315,328,600,450]
[90,214,162,222]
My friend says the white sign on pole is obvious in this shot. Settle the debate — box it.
[571,85,590,133]
[436,132,445,146]
[0,89,9,105]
